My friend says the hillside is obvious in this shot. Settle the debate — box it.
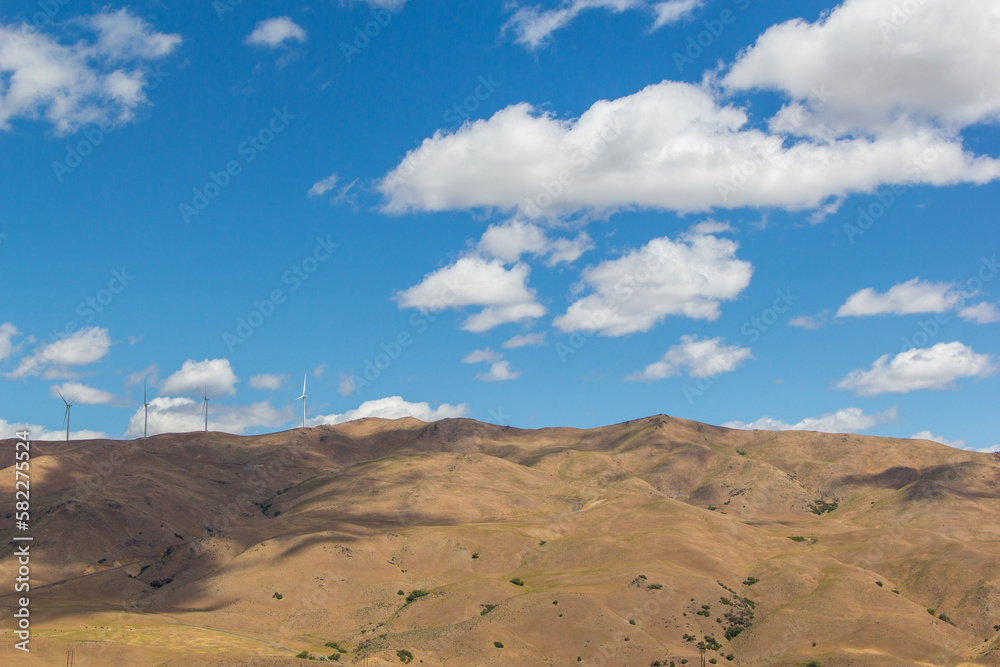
[1,415,999,665]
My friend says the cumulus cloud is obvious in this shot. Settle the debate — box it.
[959,302,1000,324]
[911,430,967,449]
[723,407,898,433]
[160,359,238,397]
[503,332,546,348]
[0,322,19,361]
[395,256,546,332]
[50,382,119,406]
[789,310,833,330]
[311,396,469,425]
[0,10,181,135]
[461,348,503,364]
[477,219,593,266]
[627,335,752,381]
[837,278,964,317]
[723,0,1000,136]
[554,227,753,336]
[378,81,1000,218]
[504,0,701,50]
[244,17,307,48]
[250,373,286,390]
[475,360,522,383]
[125,397,288,437]
[837,341,996,396]
[1,416,106,441]
[6,327,112,380]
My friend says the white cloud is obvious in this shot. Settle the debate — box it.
[911,430,967,449]
[378,81,1000,218]
[503,0,700,50]
[723,0,1000,136]
[338,373,356,396]
[245,17,307,48]
[973,444,1000,454]
[1,416,106,441]
[837,341,996,396]
[789,310,833,330]
[314,364,328,379]
[627,335,752,381]
[554,228,753,336]
[0,322,20,361]
[503,332,546,348]
[475,360,522,383]
[6,327,112,380]
[161,359,238,397]
[50,382,119,406]
[477,219,593,266]
[723,407,898,434]
[837,278,963,317]
[250,373,286,390]
[461,348,503,364]
[651,0,703,30]
[311,396,469,425]
[125,397,288,437]
[394,256,546,332]
[308,173,339,197]
[0,10,181,135]
[959,302,1000,324]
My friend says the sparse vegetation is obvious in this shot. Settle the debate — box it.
[708,505,717,511]
[471,552,479,559]
[647,583,662,590]
[324,641,347,653]
[539,540,547,545]
[97,558,106,564]
[480,604,496,615]
[510,577,525,586]
[149,578,172,589]
[736,449,746,456]
[808,499,838,515]
[938,612,955,625]
[396,649,414,663]
[876,581,883,587]
[720,597,732,605]
[493,641,504,649]
[295,651,311,659]
[743,576,760,586]
[788,535,808,542]
[629,619,636,625]
[396,590,404,596]
[273,592,283,600]
[928,608,936,615]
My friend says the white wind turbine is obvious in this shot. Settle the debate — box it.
[57,390,77,442]
[203,388,210,432]
[297,375,307,428]
[143,380,151,438]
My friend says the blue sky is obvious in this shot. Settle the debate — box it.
[1,0,997,450]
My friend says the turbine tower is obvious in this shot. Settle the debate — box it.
[57,390,77,442]
[203,388,210,432]
[143,380,151,438]
[297,375,307,428]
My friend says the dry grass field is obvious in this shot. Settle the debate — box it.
[2,415,999,665]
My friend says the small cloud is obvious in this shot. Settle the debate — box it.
[650,0,704,30]
[911,430,967,449]
[627,335,752,381]
[308,173,339,197]
[475,360,522,383]
[250,373,286,390]
[724,407,897,434]
[161,359,238,397]
[790,310,833,330]
[50,381,120,406]
[0,322,21,361]
[313,364,327,379]
[128,335,142,345]
[245,17,307,48]
[311,395,469,425]
[836,341,996,396]
[959,302,1000,324]
[502,332,546,349]
[461,348,503,364]
[338,373,356,396]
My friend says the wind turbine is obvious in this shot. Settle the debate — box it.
[142,380,151,438]
[203,388,210,432]
[297,375,307,429]
[57,390,77,442]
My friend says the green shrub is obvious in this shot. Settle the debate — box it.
[726,656,734,662]
[405,590,429,603]
[710,660,717,665]
[396,590,404,596]
[876,581,883,587]
[788,536,807,542]
[736,449,746,455]
[471,552,479,559]
[720,597,732,605]
[808,499,838,515]
[647,583,662,590]
[707,505,717,511]
[539,540,547,545]
[494,641,504,649]
[927,608,936,615]
[510,577,525,586]
[480,604,496,615]
[629,619,636,625]
[725,626,744,640]
[396,649,414,663]
[295,651,310,659]
[324,641,347,653]
[742,576,759,586]
[273,592,283,600]
[938,612,954,625]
